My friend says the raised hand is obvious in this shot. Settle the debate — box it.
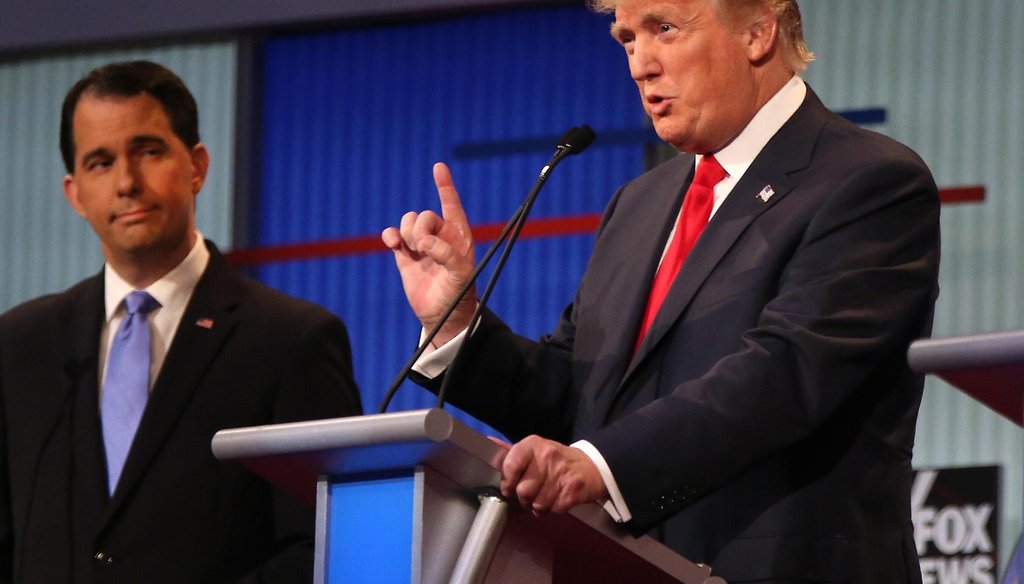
[382,163,477,346]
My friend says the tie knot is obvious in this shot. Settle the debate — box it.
[123,291,160,316]
[693,154,727,188]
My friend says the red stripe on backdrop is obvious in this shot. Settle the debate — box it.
[226,185,984,267]
[225,214,604,267]
[939,185,985,205]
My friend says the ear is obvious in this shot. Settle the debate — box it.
[743,8,780,63]
[189,143,210,195]
[63,174,87,218]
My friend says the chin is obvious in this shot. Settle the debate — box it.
[653,128,690,153]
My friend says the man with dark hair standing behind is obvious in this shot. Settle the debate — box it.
[0,60,362,583]
[384,0,940,581]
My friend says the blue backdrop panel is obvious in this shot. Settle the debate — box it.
[257,6,649,432]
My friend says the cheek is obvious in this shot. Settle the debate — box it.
[72,183,106,215]
[80,200,110,228]
[149,172,191,203]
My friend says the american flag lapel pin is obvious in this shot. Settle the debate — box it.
[195,317,215,330]
[756,184,775,203]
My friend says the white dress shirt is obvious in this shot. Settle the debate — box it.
[99,234,210,394]
[413,76,808,522]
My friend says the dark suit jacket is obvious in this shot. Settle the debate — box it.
[430,90,940,582]
[0,243,362,584]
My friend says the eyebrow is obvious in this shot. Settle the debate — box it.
[609,11,673,42]
[609,18,633,41]
[80,147,114,167]
[79,135,170,163]
[129,134,169,148]
[78,134,171,168]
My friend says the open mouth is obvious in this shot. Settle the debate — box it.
[647,95,670,116]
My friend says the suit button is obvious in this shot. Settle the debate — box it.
[94,551,114,566]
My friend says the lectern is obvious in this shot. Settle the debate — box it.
[908,330,1024,583]
[908,330,1024,424]
[211,408,726,584]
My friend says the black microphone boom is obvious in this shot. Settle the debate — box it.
[378,125,596,413]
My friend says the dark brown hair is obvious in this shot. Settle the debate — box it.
[60,60,200,173]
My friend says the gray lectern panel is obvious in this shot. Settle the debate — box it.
[212,409,503,505]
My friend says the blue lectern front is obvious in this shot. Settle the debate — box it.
[211,408,725,584]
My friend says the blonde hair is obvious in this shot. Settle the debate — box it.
[588,0,814,72]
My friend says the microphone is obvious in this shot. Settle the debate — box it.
[378,125,596,413]
[557,125,596,155]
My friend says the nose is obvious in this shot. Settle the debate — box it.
[628,37,661,81]
[115,158,141,197]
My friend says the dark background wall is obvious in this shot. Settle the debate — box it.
[0,0,576,55]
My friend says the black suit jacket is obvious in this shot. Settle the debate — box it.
[0,243,362,583]
[430,90,940,582]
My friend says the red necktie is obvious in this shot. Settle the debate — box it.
[634,155,727,352]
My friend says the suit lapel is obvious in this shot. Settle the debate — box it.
[59,276,122,552]
[585,157,695,410]
[102,246,244,522]
[622,90,827,385]
[64,275,113,507]
[27,275,104,461]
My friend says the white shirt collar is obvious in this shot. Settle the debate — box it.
[697,75,807,184]
[104,233,210,320]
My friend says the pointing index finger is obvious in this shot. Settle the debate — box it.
[433,162,470,229]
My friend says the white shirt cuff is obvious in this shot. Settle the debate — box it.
[411,326,469,379]
[571,439,632,523]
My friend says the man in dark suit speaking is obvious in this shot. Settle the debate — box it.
[0,61,362,583]
[383,0,940,581]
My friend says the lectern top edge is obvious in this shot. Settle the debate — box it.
[212,408,460,461]
[908,330,1024,372]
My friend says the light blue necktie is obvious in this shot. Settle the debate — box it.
[101,290,160,495]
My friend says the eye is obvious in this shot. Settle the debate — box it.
[85,158,112,172]
[659,23,676,34]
